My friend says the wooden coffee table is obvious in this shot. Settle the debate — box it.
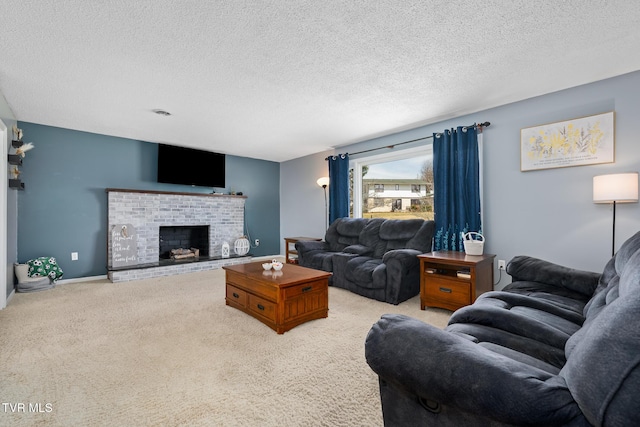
[223,262,331,334]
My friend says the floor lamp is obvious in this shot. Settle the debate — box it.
[317,177,330,230]
[593,172,639,257]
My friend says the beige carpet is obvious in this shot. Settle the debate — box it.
[0,268,450,427]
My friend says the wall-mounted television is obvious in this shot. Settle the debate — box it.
[157,144,225,188]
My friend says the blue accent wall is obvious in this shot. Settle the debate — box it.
[16,123,280,280]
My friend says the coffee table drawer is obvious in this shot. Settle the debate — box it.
[226,284,248,308]
[284,279,327,298]
[226,270,277,300]
[248,294,277,322]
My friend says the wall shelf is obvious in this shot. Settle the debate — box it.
[9,179,25,190]
[8,154,23,165]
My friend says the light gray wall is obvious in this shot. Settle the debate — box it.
[1,90,17,301]
[280,71,640,289]
[280,150,334,254]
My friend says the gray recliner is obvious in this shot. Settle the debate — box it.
[296,217,435,304]
[365,230,640,426]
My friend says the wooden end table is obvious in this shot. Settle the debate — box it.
[284,236,322,264]
[223,261,331,334]
[418,251,495,311]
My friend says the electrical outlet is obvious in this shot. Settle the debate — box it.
[255,239,260,246]
[71,252,79,261]
[498,259,506,270]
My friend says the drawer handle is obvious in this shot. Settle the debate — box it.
[232,292,239,298]
[302,286,312,292]
[439,287,452,293]
[257,304,265,311]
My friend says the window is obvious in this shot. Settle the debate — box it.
[350,145,434,220]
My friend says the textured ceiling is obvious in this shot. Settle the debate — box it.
[1,1,640,162]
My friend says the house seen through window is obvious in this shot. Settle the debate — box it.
[350,146,434,220]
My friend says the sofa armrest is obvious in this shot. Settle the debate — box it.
[365,314,583,425]
[343,244,373,256]
[295,240,329,254]
[506,255,600,298]
[382,248,421,265]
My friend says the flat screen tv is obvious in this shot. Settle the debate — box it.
[157,144,225,188]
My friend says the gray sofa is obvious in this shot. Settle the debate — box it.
[296,217,435,304]
[365,230,640,426]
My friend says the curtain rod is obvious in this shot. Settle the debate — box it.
[326,121,490,160]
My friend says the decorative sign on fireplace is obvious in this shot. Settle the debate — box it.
[111,223,138,268]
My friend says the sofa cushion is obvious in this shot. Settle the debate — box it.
[298,250,335,272]
[345,257,386,289]
[447,322,567,368]
[448,301,578,357]
[478,342,561,375]
[502,281,592,313]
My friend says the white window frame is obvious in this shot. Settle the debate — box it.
[350,145,433,218]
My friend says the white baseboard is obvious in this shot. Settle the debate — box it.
[56,275,108,285]
[6,288,15,305]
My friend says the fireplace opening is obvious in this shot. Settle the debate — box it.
[159,225,209,259]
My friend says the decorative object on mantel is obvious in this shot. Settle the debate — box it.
[520,111,614,172]
[234,236,250,256]
[221,241,230,258]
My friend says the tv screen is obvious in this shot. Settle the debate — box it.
[157,144,225,188]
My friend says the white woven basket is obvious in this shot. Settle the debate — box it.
[462,232,484,255]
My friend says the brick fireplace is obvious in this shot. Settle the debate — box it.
[106,189,251,282]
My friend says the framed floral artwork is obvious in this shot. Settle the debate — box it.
[520,111,615,171]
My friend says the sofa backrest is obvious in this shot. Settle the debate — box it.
[327,218,435,257]
[325,217,370,252]
[583,230,640,320]
[375,219,435,257]
[560,247,640,426]
[358,218,387,256]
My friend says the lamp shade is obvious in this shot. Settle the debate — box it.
[316,177,330,188]
[593,173,639,203]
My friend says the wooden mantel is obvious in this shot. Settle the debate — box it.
[105,188,247,199]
